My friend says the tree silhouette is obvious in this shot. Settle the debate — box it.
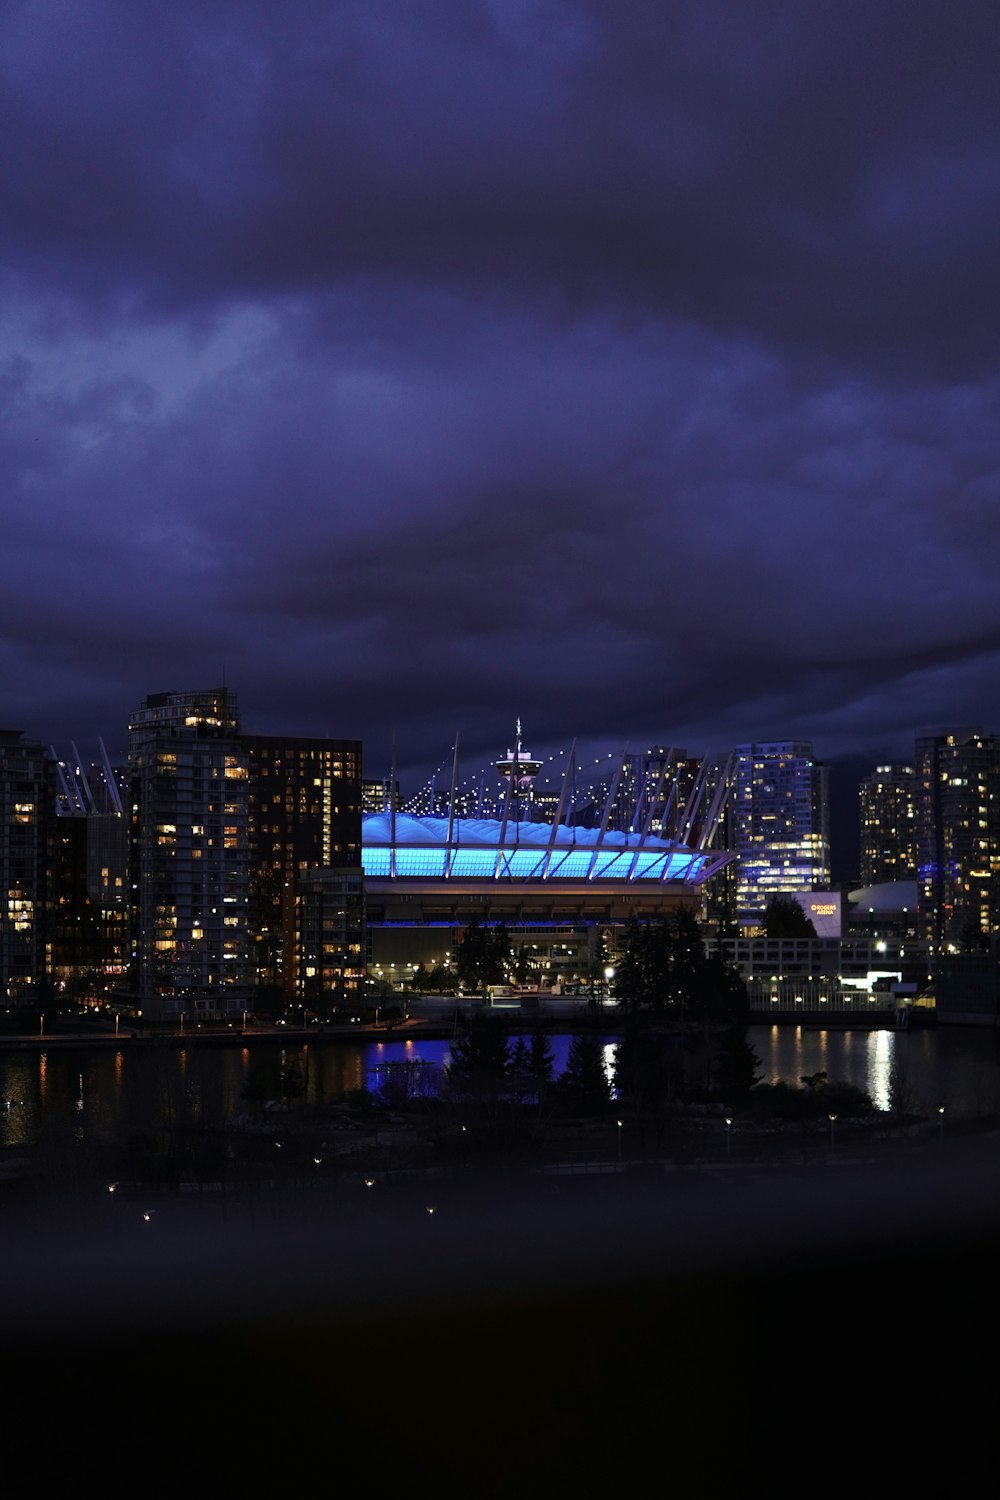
[612,909,745,1023]
[762,895,817,938]
[529,1028,554,1087]
[455,915,512,992]
[713,1026,763,1103]
[445,1012,511,1087]
[558,1033,612,1115]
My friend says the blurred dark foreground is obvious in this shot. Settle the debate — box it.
[5,1144,1000,1498]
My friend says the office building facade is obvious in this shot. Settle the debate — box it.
[731,741,831,920]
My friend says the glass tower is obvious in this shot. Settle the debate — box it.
[731,741,831,919]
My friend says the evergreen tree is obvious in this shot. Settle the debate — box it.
[490,919,513,982]
[664,906,707,1016]
[508,1034,532,1104]
[558,1033,613,1115]
[445,1012,511,1086]
[456,914,507,992]
[613,1022,672,1114]
[689,954,750,1025]
[613,909,723,1021]
[762,894,817,938]
[713,1025,763,1103]
[529,1027,554,1086]
[613,913,650,1013]
[510,1034,531,1073]
[643,917,675,1015]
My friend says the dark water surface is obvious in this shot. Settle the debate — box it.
[4,1025,1000,1500]
[3,1022,1000,1149]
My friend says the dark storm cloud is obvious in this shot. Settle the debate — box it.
[5,1,1000,370]
[3,0,1000,813]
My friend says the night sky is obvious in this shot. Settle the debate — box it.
[4,1,1000,861]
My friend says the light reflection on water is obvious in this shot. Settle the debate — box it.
[3,1026,1000,1149]
[749,1023,1000,1118]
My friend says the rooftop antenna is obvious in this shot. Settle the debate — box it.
[495,716,541,823]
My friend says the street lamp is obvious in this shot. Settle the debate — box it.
[616,1118,623,1164]
[828,1113,837,1153]
[725,1117,732,1158]
[938,1105,945,1141]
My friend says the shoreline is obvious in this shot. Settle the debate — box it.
[0,1014,917,1050]
[0,1007,927,1051]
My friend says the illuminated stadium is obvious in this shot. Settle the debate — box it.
[362,735,735,984]
[361,811,723,884]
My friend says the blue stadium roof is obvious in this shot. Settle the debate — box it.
[362,813,725,885]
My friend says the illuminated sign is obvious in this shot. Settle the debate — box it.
[803,891,842,938]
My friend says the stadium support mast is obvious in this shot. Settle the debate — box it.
[446,734,460,848]
[588,746,630,878]
[98,738,125,815]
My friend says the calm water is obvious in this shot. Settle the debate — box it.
[3,1024,1000,1150]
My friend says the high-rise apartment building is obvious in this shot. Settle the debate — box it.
[127,690,364,1015]
[50,745,129,996]
[243,735,362,999]
[608,747,700,837]
[914,730,1000,947]
[363,777,399,814]
[859,764,915,887]
[50,816,129,993]
[295,866,366,1008]
[128,687,238,758]
[731,741,831,919]
[128,691,250,1019]
[0,730,56,1006]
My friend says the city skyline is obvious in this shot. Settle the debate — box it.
[38,696,953,886]
[5,4,1000,800]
